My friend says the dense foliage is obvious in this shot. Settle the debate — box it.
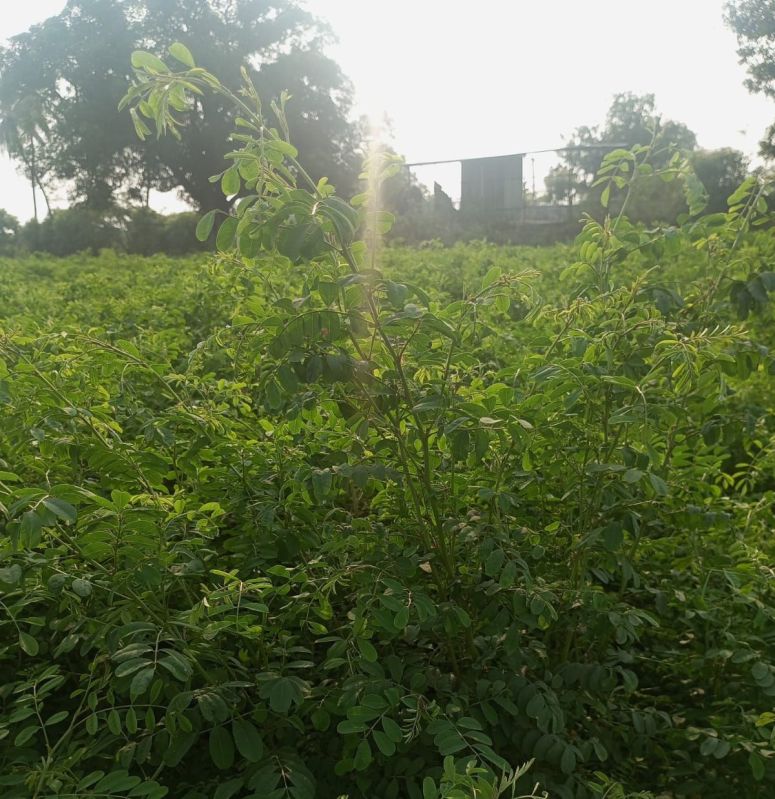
[545,93,750,225]
[1,48,775,799]
[0,0,360,211]
[725,0,775,158]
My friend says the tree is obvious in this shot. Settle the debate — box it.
[0,0,360,211]
[542,93,703,225]
[131,0,361,209]
[725,0,775,158]
[691,148,750,213]
[543,165,581,206]
[0,93,51,221]
[557,93,697,204]
[0,1,142,212]
[0,208,19,253]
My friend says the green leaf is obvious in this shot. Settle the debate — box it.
[602,524,623,551]
[356,638,378,663]
[158,651,192,682]
[373,730,396,756]
[221,166,241,197]
[623,468,643,483]
[311,709,330,731]
[713,739,731,759]
[482,266,501,288]
[232,718,264,762]
[195,210,217,241]
[318,281,339,305]
[130,108,151,140]
[560,746,576,775]
[125,707,138,734]
[393,607,410,630]
[130,51,170,73]
[700,737,718,757]
[163,732,197,767]
[198,692,230,723]
[382,717,403,743]
[484,548,505,578]
[107,709,122,736]
[267,677,296,714]
[169,42,195,68]
[749,752,765,781]
[214,779,244,799]
[95,772,142,793]
[0,564,22,585]
[526,693,546,719]
[115,658,149,678]
[649,473,669,496]
[130,666,155,702]
[216,216,238,251]
[14,725,38,747]
[209,725,235,770]
[386,280,409,308]
[19,632,38,656]
[267,139,299,159]
[311,469,332,502]
[423,776,438,799]
[375,210,395,234]
[42,497,77,523]
[435,725,467,755]
[353,738,372,771]
[71,578,92,598]
[276,364,299,393]
[336,719,367,734]
[20,510,42,544]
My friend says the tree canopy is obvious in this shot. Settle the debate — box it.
[725,0,775,158]
[553,93,697,202]
[0,0,361,211]
[547,93,749,223]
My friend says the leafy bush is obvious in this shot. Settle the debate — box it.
[125,208,207,256]
[11,207,207,257]
[0,209,19,255]
[0,46,774,799]
[18,207,122,256]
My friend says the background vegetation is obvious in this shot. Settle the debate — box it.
[2,2,775,253]
[1,42,775,799]
[2,2,775,797]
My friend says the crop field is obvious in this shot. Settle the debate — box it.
[1,35,775,799]
[2,213,775,799]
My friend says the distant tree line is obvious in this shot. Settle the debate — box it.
[0,207,207,257]
[380,92,757,245]
[1,1,774,253]
[542,92,753,224]
[0,0,361,220]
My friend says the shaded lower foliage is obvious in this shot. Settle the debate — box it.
[0,50,774,799]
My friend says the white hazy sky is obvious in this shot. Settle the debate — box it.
[1,0,772,219]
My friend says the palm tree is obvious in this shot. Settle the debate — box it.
[0,93,51,222]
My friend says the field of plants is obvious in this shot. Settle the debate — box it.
[2,50,775,799]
